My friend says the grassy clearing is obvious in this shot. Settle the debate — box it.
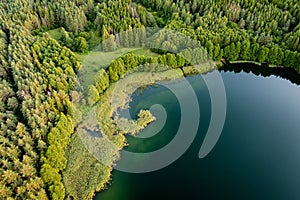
[46,28,62,41]
[76,48,136,88]
[76,48,157,64]
[76,48,136,65]
[76,48,158,88]
[130,48,159,57]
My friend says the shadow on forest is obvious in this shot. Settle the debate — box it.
[220,62,300,86]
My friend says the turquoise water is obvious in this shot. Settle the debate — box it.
[95,66,300,200]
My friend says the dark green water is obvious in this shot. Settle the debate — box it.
[95,67,300,200]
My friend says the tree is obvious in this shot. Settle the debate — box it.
[223,42,240,61]
[213,44,223,61]
[238,18,246,29]
[40,164,61,185]
[235,42,241,60]
[109,62,120,82]
[165,53,177,68]
[7,97,19,111]
[45,145,67,170]
[120,30,130,47]
[102,34,116,52]
[20,164,36,178]
[115,58,126,78]
[180,49,192,64]
[49,181,65,200]
[257,46,269,63]
[223,45,230,60]
[205,41,214,58]
[123,53,138,71]
[137,110,155,127]
[95,69,110,94]
[222,36,231,47]
[61,29,73,49]
[47,127,64,146]
[75,36,88,53]
[240,40,251,60]
[251,43,260,61]
[87,85,100,106]
[268,46,283,65]
[101,26,116,52]
[283,50,296,68]
[176,54,186,67]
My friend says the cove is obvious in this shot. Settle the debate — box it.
[95,64,300,200]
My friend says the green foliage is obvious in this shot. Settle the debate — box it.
[102,34,116,52]
[137,110,156,127]
[63,134,112,200]
[257,46,270,63]
[41,164,61,185]
[240,40,251,60]
[49,182,65,200]
[137,0,300,68]
[41,113,74,197]
[94,0,145,35]
[106,51,198,86]
[87,85,100,106]
[268,46,284,65]
[45,145,67,170]
[75,36,88,53]
[0,0,300,199]
[95,69,110,94]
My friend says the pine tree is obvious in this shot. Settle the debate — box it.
[240,40,251,60]
[87,85,100,106]
[75,36,88,53]
[251,43,260,61]
[45,145,67,170]
[213,44,222,61]
[283,50,296,68]
[238,18,246,29]
[257,46,269,63]
[102,26,116,52]
[40,164,61,185]
[205,41,214,58]
[49,181,65,200]
[165,53,177,68]
[268,46,283,65]
[95,69,110,94]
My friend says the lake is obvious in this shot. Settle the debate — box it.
[95,64,300,200]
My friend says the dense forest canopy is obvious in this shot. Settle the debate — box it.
[0,0,299,200]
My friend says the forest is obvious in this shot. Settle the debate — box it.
[0,0,299,199]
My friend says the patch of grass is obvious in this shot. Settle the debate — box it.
[76,48,158,64]
[77,48,143,88]
[74,52,88,63]
[47,28,62,41]
[130,48,159,57]
[76,48,135,65]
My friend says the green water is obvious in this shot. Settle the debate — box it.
[95,66,300,200]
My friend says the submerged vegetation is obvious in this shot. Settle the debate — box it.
[0,0,299,199]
